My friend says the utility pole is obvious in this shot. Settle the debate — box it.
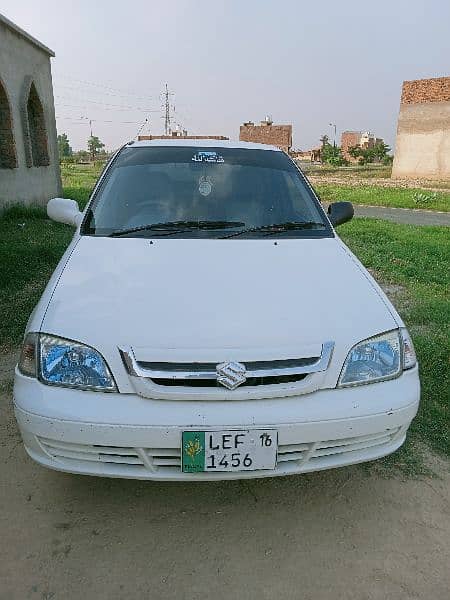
[135,117,149,140]
[329,123,337,148]
[164,83,171,136]
[81,116,93,137]
[81,116,95,160]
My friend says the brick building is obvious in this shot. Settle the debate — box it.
[392,76,450,179]
[0,13,61,208]
[341,131,384,162]
[340,132,361,162]
[239,117,292,153]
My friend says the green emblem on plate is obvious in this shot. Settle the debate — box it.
[182,431,205,472]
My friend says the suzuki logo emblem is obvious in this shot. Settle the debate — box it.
[216,361,247,390]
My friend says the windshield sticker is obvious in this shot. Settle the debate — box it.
[198,176,213,196]
[192,151,224,164]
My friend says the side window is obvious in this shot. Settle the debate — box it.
[21,77,50,167]
[0,78,17,169]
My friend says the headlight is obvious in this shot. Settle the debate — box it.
[338,330,402,387]
[40,334,116,391]
[18,333,117,392]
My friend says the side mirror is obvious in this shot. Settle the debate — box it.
[327,201,354,227]
[47,198,83,227]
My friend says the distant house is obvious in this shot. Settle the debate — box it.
[340,131,384,162]
[0,13,61,209]
[239,117,293,154]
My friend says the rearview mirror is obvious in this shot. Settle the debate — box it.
[47,198,83,227]
[327,201,354,227]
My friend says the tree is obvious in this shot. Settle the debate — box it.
[348,142,391,165]
[321,142,348,166]
[348,145,362,161]
[87,135,105,161]
[372,141,391,162]
[57,133,72,160]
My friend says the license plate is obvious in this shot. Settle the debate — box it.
[181,429,277,473]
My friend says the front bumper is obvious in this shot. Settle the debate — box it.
[13,367,420,480]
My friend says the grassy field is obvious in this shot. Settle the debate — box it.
[60,162,104,208]
[315,183,450,212]
[0,205,71,351]
[297,162,450,211]
[339,219,449,469]
[0,171,448,474]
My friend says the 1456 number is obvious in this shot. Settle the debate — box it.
[207,452,253,469]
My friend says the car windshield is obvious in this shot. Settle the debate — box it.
[82,145,332,239]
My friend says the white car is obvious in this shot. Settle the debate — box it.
[14,140,420,480]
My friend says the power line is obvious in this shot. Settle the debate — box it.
[55,76,193,133]
[55,76,193,139]
[54,95,159,111]
[54,101,159,113]
[54,74,161,99]
[56,116,147,124]
[55,83,157,103]
[172,108,191,128]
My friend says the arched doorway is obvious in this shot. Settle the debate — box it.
[0,78,17,168]
[26,81,50,166]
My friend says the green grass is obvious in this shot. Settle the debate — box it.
[315,184,450,212]
[60,162,104,208]
[0,166,448,473]
[0,164,103,350]
[301,163,392,179]
[340,219,450,464]
[0,206,73,351]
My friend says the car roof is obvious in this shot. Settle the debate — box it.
[128,139,282,152]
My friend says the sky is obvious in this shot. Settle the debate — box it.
[2,0,449,151]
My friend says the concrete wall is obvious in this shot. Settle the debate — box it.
[0,20,61,208]
[392,77,450,180]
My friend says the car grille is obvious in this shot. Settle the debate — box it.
[36,427,403,476]
[119,342,334,390]
[151,373,309,387]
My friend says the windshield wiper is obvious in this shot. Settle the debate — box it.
[220,221,327,239]
[107,220,245,237]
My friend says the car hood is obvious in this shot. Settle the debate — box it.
[42,236,396,366]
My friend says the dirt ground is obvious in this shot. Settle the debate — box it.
[296,164,450,193]
[306,173,450,192]
[1,370,449,600]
